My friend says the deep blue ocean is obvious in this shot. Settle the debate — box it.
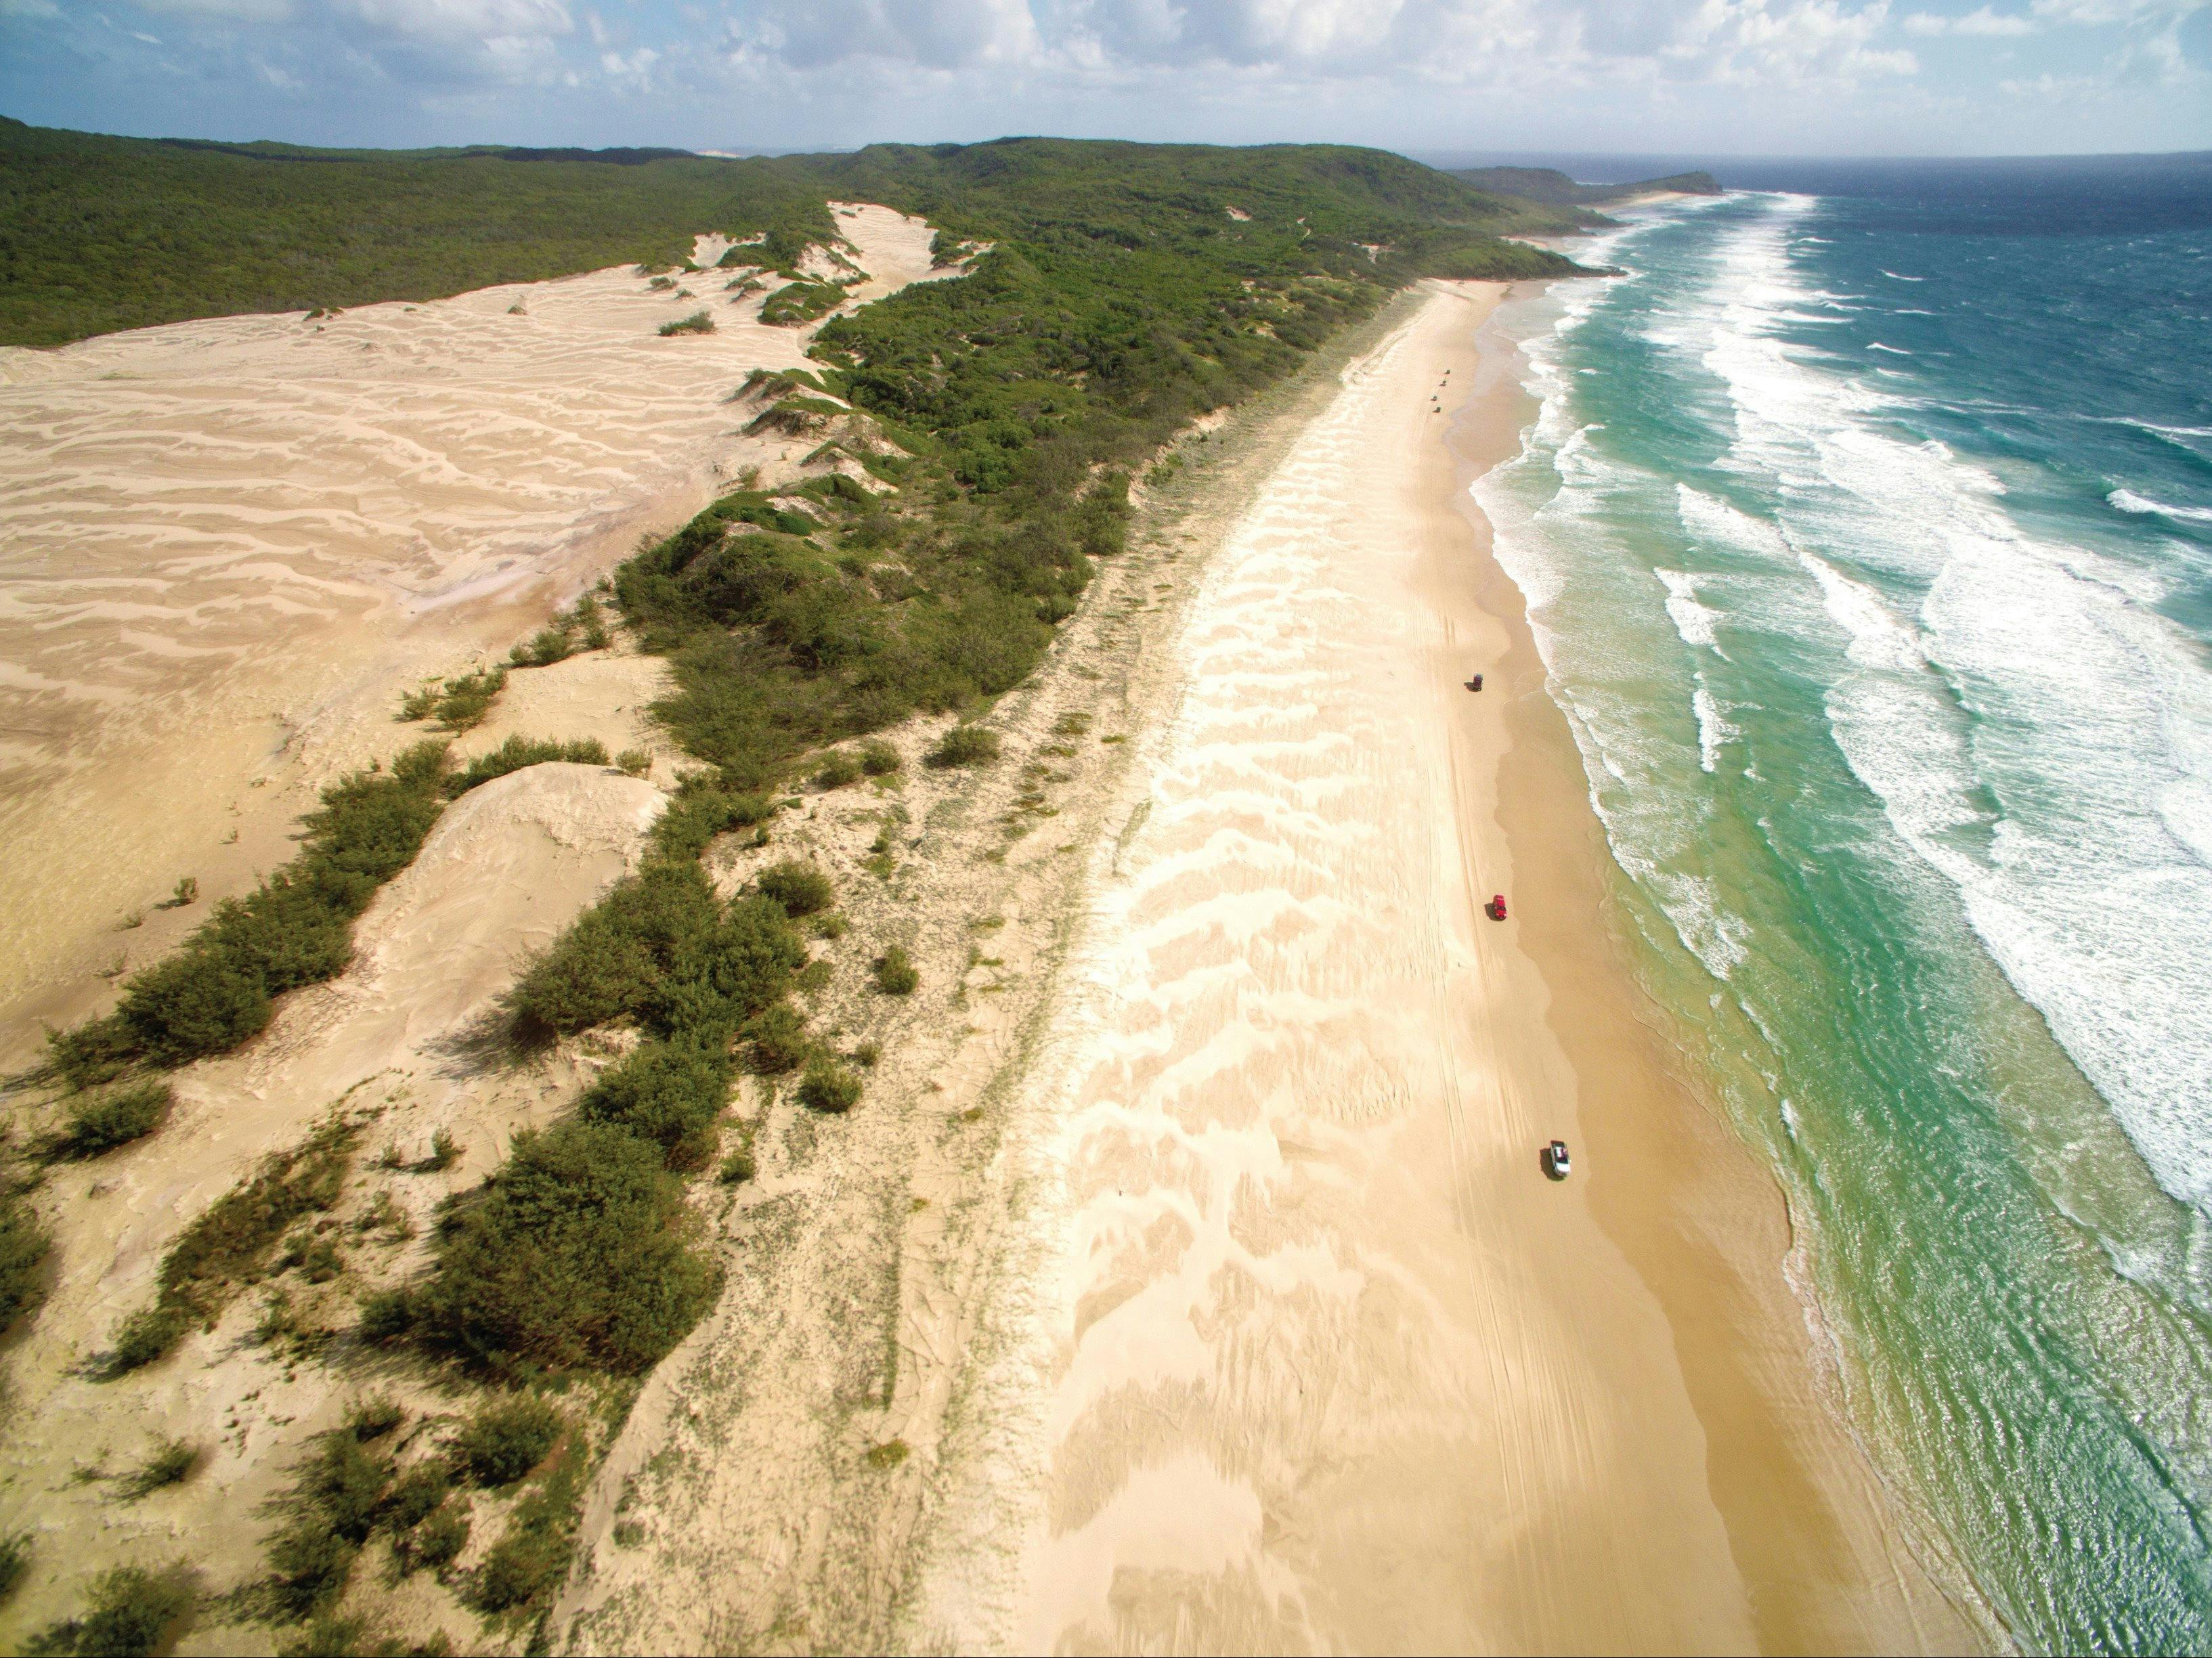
[1471,156,2212,1651]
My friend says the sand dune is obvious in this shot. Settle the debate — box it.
[0,203,949,1062]
[0,762,660,1645]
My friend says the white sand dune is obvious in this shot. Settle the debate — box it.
[0,204,949,1060]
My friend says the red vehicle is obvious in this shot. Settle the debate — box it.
[1489,894,1508,921]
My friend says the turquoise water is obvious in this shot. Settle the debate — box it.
[1475,166,2212,1653]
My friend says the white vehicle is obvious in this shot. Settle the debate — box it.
[1544,1139,1571,1180]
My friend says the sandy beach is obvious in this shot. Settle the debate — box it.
[898,282,1980,1653]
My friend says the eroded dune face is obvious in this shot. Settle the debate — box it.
[0,202,942,1055]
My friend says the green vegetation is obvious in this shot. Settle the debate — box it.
[810,749,862,789]
[265,1426,391,1618]
[443,735,609,798]
[617,747,653,777]
[100,1117,359,1376]
[926,726,1001,770]
[23,1565,194,1657]
[0,118,836,347]
[759,278,844,326]
[859,739,901,777]
[452,1395,564,1485]
[798,1057,861,1114]
[658,309,714,337]
[51,745,450,1085]
[122,1439,203,1499]
[0,1182,52,1338]
[756,860,834,917]
[0,1532,30,1605]
[401,666,506,730]
[873,946,918,997]
[53,1081,171,1158]
[1450,165,1722,211]
[410,1120,718,1376]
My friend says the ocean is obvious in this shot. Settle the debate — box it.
[1473,158,2212,1652]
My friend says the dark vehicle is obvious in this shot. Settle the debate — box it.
[1467,673,1485,692]
[1544,1140,1571,1180]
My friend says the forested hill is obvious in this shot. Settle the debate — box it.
[0,120,1584,347]
[1450,165,1723,209]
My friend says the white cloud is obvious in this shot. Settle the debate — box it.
[1903,5,2037,32]
[339,0,571,42]
[131,0,295,18]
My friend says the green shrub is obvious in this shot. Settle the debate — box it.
[0,1188,51,1337]
[267,1516,357,1621]
[380,1462,450,1532]
[758,280,842,326]
[412,1120,718,1376]
[616,747,652,777]
[858,739,901,777]
[509,863,803,1041]
[356,1290,414,1343]
[100,1305,190,1378]
[444,735,609,798]
[810,751,861,789]
[0,1532,26,1605]
[718,1147,755,1185]
[453,1396,563,1486]
[31,1565,194,1657]
[926,726,1000,769]
[408,1502,469,1571]
[798,1057,861,1114]
[101,1118,359,1378]
[658,309,714,336]
[509,627,573,668]
[744,1004,808,1074]
[755,860,833,917]
[872,946,918,996]
[347,1397,404,1440]
[51,747,449,1083]
[57,1082,170,1158]
[123,1439,201,1498]
[473,1523,570,1613]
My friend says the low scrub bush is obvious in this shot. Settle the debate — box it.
[412,1120,718,1376]
[798,1057,861,1114]
[0,1531,28,1604]
[872,946,918,996]
[408,1502,469,1571]
[347,1397,404,1441]
[0,1187,51,1337]
[123,1439,202,1498]
[509,862,803,1040]
[444,735,609,798]
[811,750,861,789]
[380,1463,450,1533]
[100,1118,358,1376]
[756,860,833,917]
[55,1081,170,1158]
[579,1037,731,1164]
[453,1395,564,1486]
[402,667,506,731]
[617,747,652,777]
[745,1004,808,1074]
[28,1565,194,1657]
[758,280,842,326]
[658,309,714,336]
[859,739,901,777]
[926,726,1000,769]
[51,746,449,1083]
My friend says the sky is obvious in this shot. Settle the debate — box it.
[2,0,2207,158]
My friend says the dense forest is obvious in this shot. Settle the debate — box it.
[0,119,1581,347]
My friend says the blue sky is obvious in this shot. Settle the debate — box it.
[3,0,2207,157]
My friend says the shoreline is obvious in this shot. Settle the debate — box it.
[898,279,1980,1653]
[1441,288,1982,1650]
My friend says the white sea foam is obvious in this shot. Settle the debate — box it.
[1869,342,1914,355]
[1881,270,1927,282]
[2110,487,2212,525]
[1691,683,1737,775]
[1684,198,2212,1210]
[1655,565,1725,649]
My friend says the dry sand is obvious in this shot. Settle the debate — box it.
[894,283,1981,1654]
[0,202,950,1067]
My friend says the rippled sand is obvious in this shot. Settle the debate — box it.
[0,204,942,1054]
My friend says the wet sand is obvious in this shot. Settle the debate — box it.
[909,283,1978,1653]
